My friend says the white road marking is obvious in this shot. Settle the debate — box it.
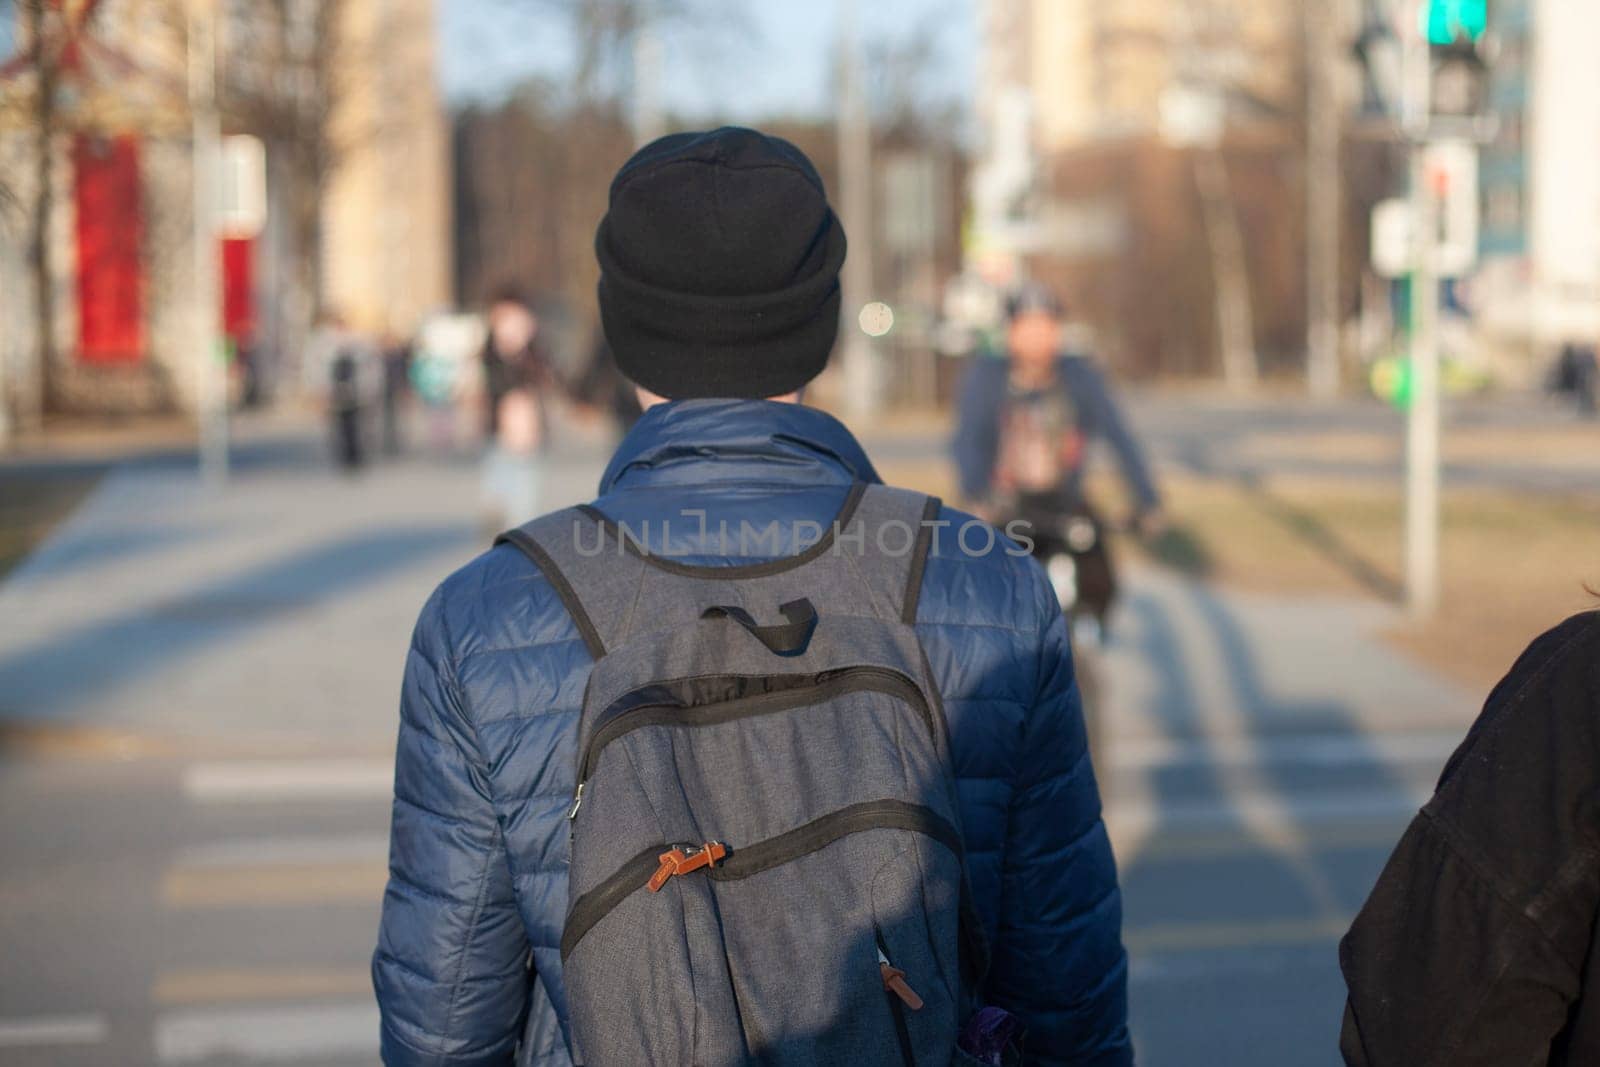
[1130,939,1335,980]
[1107,790,1420,863]
[182,760,391,802]
[1108,729,1463,772]
[1125,914,1354,955]
[154,1003,378,1063]
[0,1014,109,1047]
[176,834,389,869]
[1107,783,1424,841]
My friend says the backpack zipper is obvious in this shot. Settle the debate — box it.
[568,667,933,822]
[876,929,921,1067]
[560,799,962,960]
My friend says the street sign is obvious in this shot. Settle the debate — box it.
[1372,198,1414,279]
[1425,139,1478,276]
[1369,141,1478,279]
[219,135,266,239]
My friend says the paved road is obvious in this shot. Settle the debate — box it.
[0,413,1479,1065]
[1128,392,1600,493]
[862,391,1600,494]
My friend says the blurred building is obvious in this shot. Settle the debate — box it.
[1475,0,1600,373]
[1023,0,1300,150]
[971,0,1329,379]
[0,0,449,421]
[320,0,450,344]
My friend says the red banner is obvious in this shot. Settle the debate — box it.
[220,236,255,344]
[74,133,144,365]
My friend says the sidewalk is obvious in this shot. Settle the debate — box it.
[0,414,612,749]
[0,412,1480,1065]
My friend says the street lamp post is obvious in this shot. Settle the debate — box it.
[1305,0,1342,400]
[1404,147,1442,618]
[1401,0,1440,620]
[632,0,665,147]
[835,0,879,416]
[188,0,227,486]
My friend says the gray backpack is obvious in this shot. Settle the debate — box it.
[498,483,988,1066]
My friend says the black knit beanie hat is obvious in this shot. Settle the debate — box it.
[595,127,848,399]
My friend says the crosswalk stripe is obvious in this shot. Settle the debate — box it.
[1107,783,1423,834]
[182,760,392,803]
[153,968,372,1006]
[1121,818,1410,861]
[162,862,388,909]
[1105,785,1423,863]
[0,1014,108,1047]
[177,834,389,869]
[1125,914,1353,954]
[153,1002,377,1064]
[1108,729,1463,772]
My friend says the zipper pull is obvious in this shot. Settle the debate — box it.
[878,948,924,1011]
[646,841,727,893]
[566,783,585,821]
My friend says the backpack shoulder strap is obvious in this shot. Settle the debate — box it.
[494,506,649,660]
[843,484,943,625]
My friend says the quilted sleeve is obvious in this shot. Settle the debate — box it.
[373,587,531,1066]
[987,577,1132,1065]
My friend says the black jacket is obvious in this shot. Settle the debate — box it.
[1341,611,1600,1066]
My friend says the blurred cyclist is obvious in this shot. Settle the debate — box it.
[952,283,1164,632]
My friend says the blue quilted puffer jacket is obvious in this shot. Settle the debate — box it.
[373,399,1131,1066]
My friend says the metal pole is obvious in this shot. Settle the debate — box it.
[836,0,878,414]
[189,0,227,485]
[1405,154,1441,618]
[0,218,12,449]
[1305,0,1342,399]
[632,0,665,146]
[1193,144,1258,391]
[1403,14,1440,618]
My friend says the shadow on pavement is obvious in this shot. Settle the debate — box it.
[1116,578,1413,1067]
[1236,473,1402,603]
[0,523,473,722]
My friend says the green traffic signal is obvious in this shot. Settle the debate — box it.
[1422,0,1488,45]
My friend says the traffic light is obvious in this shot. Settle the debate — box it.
[1422,0,1488,46]
[1425,0,1491,120]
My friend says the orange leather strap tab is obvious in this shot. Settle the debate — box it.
[646,842,728,893]
[880,963,924,1011]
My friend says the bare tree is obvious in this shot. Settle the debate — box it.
[0,0,14,216]
[456,0,747,321]
[14,0,96,419]
[217,0,357,336]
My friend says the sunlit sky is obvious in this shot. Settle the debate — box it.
[439,0,977,121]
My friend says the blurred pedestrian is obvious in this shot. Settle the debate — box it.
[1340,609,1600,1066]
[302,310,382,472]
[478,286,553,527]
[379,333,413,457]
[1554,342,1598,416]
[409,315,476,457]
[374,127,1131,1067]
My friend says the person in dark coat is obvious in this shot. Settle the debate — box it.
[373,127,1130,1066]
[478,287,555,527]
[1340,610,1600,1066]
